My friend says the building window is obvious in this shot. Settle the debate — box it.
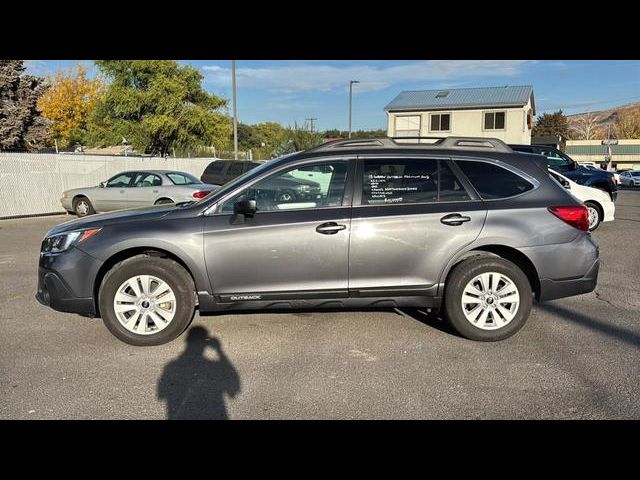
[430,113,451,132]
[395,115,421,137]
[484,111,506,130]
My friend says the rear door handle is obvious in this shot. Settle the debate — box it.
[316,222,346,235]
[440,213,471,226]
[119,189,126,194]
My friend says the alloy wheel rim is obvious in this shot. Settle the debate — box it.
[587,206,599,229]
[77,201,88,215]
[113,275,177,335]
[461,272,520,330]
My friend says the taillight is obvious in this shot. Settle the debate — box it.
[547,205,589,232]
[192,190,211,199]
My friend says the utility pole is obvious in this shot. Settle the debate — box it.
[348,80,360,138]
[305,118,317,133]
[232,60,238,160]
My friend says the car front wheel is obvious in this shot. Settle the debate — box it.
[99,254,196,346]
[73,196,95,217]
[443,256,533,341]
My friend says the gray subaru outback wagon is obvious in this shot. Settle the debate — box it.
[36,137,599,345]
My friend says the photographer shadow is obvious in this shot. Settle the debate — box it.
[157,326,241,420]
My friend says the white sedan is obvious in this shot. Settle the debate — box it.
[549,169,615,231]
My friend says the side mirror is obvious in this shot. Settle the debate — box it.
[561,179,570,189]
[100,181,107,188]
[233,197,257,217]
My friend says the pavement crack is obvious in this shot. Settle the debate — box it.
[594,290,616,308]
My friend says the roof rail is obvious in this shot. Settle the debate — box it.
[309,136,513,153]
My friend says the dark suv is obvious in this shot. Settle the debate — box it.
[36,137,600,346]
[201,160,262,185]
[510,144,618,201]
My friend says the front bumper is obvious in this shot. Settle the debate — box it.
[538,258,600,302]
[36,269,96,316]
[36,246,103,316]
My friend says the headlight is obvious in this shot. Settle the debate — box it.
[42,228,101,254]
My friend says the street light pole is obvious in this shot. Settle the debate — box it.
[348,80,359,138]
[232,60,238,160]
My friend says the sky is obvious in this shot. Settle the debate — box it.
[24,60,640,131]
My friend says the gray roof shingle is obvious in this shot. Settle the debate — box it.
[385,85,534,112]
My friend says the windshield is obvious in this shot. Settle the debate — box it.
[192,155,291,206]
[632,171,640,177]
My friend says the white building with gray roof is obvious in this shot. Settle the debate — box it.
[385,85,535,144]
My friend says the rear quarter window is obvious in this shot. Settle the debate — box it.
[204,162,227,176]
[456,160,534,199]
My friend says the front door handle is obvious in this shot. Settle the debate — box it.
[153,190,159,193]
[440,213,471,226]
[120,189,126,194]
[316,222,346,235]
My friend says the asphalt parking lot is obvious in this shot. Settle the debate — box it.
[1,189,639,419]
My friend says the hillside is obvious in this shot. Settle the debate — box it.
[566,101,640,139]
[568,101,640,124]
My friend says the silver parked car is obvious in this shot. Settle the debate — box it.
[620,170,640,187]
[61,170,219,216]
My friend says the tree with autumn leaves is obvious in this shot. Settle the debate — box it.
[38,64,104,148]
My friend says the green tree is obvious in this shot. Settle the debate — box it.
[0,60,50,150]
[321,128,387,139]
[272,122,324,156]
[85,60,231,155]
[533,110,570,140]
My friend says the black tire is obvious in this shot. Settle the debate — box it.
[443,256,533,342]
[73,196,95,217]
[154,198,174,205]
[585,201,602,231]
[98,254,196,346]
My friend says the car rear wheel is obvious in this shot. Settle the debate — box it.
[154,198,174,205]
[585,201,602,231]
[443,256,532,341]
[73,196,95,217]
[99,254,196,346]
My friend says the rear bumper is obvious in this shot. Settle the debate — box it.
[538,258,599,302]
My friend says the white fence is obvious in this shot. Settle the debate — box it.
[0,153,218,218]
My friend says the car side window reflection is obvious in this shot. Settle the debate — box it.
[106,173,135,188]
[133,173,162,187]
[220,161,348,214]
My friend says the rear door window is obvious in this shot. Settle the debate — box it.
[455,160,534,199]
[361,158,471,205]
[133,172,162,187]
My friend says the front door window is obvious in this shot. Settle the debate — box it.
[220,161,348,214]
